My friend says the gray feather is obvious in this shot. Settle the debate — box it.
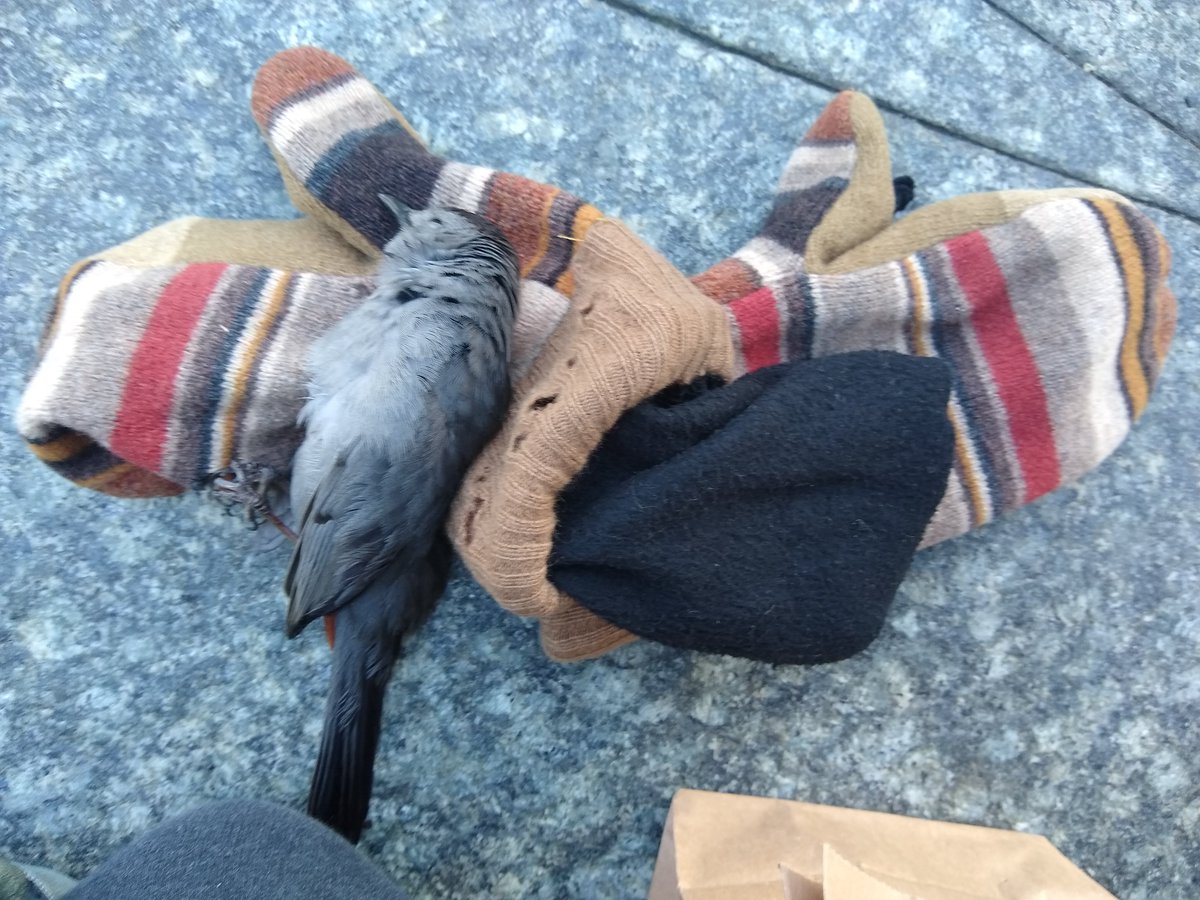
[285,206,518,841]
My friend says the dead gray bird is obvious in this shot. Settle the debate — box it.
[285,197,519,842]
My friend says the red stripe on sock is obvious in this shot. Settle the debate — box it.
[804,92,854,142]
[946,232,1060,502]
[251,47,356,130]
[730,286,782,372]
[110,263,227,471]
[692,258,761,305]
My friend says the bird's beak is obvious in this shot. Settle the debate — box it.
[378,193,412,228]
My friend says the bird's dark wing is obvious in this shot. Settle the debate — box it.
[284,434,434,638]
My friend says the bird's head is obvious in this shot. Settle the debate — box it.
[377,194,516,274]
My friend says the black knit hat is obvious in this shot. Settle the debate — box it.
[549,351,954,664]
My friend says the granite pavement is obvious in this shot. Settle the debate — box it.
[1,1,1197,897]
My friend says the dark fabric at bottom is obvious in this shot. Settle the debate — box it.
[549,352,954,664]
[64,800,409,900]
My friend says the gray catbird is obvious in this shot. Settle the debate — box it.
[285,197,519,842]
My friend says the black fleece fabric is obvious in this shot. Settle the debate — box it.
[548,351,954,664]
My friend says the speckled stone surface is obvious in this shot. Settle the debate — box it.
[1,1,1197,898]
[622,0,1200,222]
[993,0,1200,146]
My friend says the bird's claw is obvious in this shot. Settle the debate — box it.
[205,461,298,542]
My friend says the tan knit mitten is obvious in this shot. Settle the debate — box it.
[446,94,1176,660]
[447,218,737,658]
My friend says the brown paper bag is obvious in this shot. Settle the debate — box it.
[647,790,1113,900]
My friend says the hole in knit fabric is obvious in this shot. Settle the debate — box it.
[461,496,485,546]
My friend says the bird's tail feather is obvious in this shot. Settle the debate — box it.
[304,538,453,843]
[307,640,388,844]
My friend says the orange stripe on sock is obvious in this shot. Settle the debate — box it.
[77,461,184,497]
[692,258,762,305]
[906,256,988,524]
[901,256,930,357]
[1093,200,1150,417]
[571,203,603,242]
[804,92,854,142]
[77,461,136,490]
[218,272,294,467]
[947,401,991,527]
[905,253,990,525]
[554,204,604,296]
[251,47,356,129]
[26,430,94,463]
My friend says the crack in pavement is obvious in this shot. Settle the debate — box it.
[596,0,1200,228]
[980,0,1200,154]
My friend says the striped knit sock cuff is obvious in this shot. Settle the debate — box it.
[684,89,1176,548]
[685,93,897,377]
[18,256,375,496]
[251,47,603,293]
[763,91,895,261]
[16,215,375,497]
[19,215,575,498]
[689,91,895,308]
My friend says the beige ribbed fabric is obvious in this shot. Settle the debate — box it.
[97,216,375,275]
[816,185,1129,275]
[800,91,896,272]
[446,218,737,661]
[792,92,1127,276]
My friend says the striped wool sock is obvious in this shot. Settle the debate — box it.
[251,50,1175,550]
[448,200,1175,660]
[18,218,374,495]
[251,47,846,310]
[437,96,1176,659]
[701,92,1176,546]
[250,46,602,297]
[17,214,576,497]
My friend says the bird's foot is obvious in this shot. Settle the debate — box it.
[205,461,298,543]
